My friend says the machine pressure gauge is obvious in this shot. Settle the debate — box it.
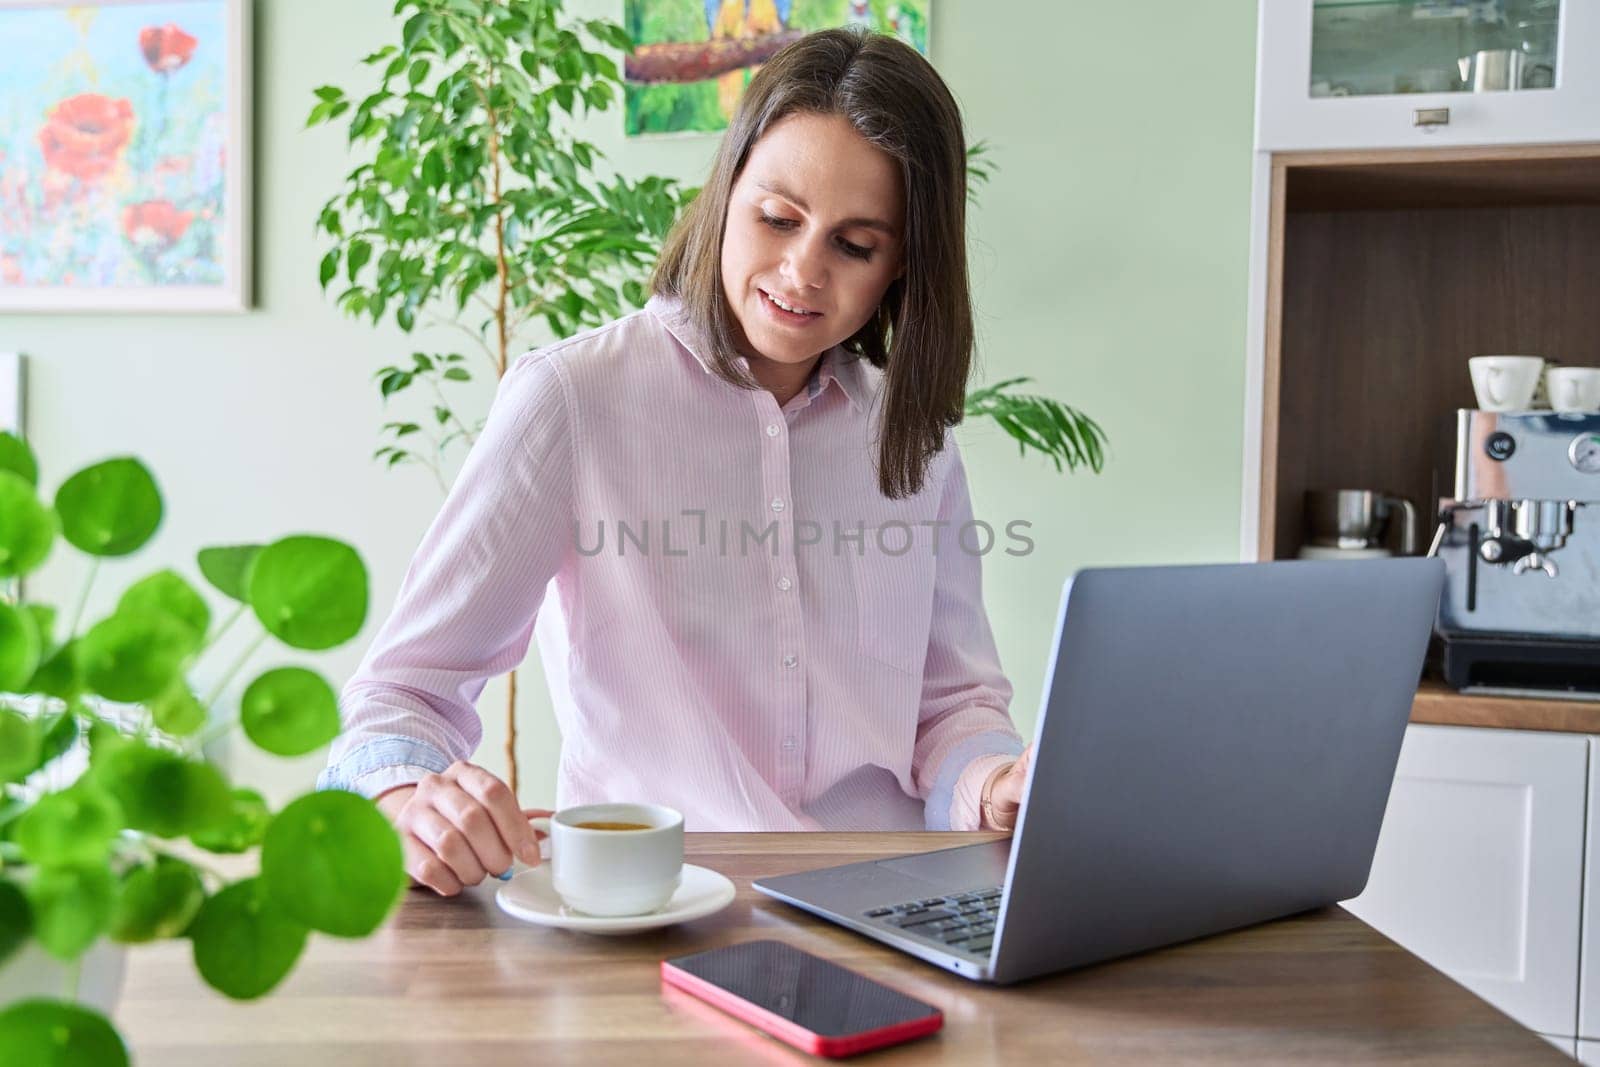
[1568,433,1600,474]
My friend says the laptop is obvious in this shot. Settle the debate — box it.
[754,558,1446,984]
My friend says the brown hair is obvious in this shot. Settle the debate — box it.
[650,28,971,500]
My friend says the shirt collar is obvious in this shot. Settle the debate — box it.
[646,292,864,413]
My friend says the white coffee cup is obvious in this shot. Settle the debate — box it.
[1545,367,1600,414]
[1469,355,1544,411]
[528,802,683,917]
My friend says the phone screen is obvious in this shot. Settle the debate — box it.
[662,940,941,1053]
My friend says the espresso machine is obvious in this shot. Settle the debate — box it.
[1428,410,1600,697]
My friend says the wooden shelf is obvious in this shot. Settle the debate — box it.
[1282,143,1600,211]
[1258,142,1600,561]
[1411,679,1600,734]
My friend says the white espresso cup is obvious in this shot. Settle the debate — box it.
[1469,355,1544,411]
[528,802,683,917]
[1546,367,1600,414]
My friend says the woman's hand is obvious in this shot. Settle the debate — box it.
[374,761,551,897]
[986,745,1032,829]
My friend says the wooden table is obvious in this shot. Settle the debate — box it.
[116,833,1563,1065]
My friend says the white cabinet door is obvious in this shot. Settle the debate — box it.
[1257,0,1600,150]
[1344,724,1588,1037]
[1581,739,1600,1039]
[1580,1037,1600,1064]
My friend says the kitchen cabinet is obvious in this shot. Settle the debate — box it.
[1344,723,1587,1040]
[1257,0,1600,151]
[1581,738,1600,1040]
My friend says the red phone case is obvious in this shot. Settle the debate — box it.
[660,956,943,1058]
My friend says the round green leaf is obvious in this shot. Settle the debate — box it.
[0,878,31,967]
[29,640,83,702]
[14,784,122,867]
[0,432,38,487]
[26,864,114,960]
[109,856,205,943]
[36,710,80,768]
[240,668,340,756]
[0,709,40,783]
[197,544,261,603]
[0,998,128,1067]
[79,610,192,703]
[0,600,41,692]
[117,570,210,651]
[25,604,56,650]
[248,536,368,651]
[189,877,308,999]
[191,788,271,854]
[261,791,403,937]
[0,471,54,580]
[94,743,231,839]
[150,683,207,737]
[54,457,162,557]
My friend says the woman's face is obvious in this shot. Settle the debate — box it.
[720,111,905,372]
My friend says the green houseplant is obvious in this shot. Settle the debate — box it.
[0,431,405,1065]
[309,0,1107,794]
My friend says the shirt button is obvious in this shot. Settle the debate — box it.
[782,653,798,669]
[765,424,779,437]
[770,497,786,513]
[776,576,793,591]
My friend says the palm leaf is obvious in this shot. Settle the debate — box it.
[964,377,1108,475]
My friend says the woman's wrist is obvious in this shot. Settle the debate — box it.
[980,760,1020,831]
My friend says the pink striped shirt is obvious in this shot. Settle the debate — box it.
[319,293,1025,831]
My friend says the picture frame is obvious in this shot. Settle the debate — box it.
[0,0,251,312]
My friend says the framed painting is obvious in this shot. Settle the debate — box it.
[623,0,930,137]
[0,0,251,312]
[0,352,20,436]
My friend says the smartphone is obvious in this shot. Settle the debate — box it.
[661,940,943,1058]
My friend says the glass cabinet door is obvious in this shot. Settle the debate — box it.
[1256,0,1599,150]
[1310,0,1560,98]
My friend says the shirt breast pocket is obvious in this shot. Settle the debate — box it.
[846,523,938,676]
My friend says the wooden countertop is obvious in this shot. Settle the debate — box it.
[114,832,1561,1065]
[1413,679,1600,733]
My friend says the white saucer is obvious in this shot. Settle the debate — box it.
[496,862,736,935]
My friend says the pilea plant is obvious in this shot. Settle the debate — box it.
[0,431,405,1065]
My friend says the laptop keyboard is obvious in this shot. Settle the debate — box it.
[862,886,1003,955]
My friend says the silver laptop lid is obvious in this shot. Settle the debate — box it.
[990,558,1444,984]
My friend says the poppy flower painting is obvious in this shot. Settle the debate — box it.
[0,0,250,310]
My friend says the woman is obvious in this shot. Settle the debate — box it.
[320,28,1034,897]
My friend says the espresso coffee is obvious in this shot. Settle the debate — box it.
[574,820,653,831]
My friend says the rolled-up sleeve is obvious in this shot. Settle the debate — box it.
[318,350,574,798]
[911,439,1026,830]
